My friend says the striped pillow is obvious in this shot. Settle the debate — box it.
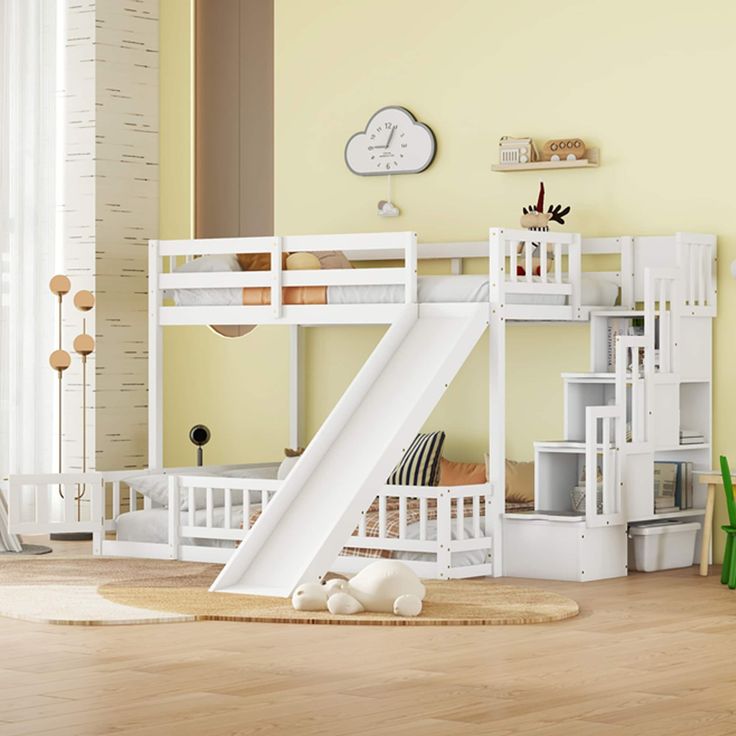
[387,432,446,486]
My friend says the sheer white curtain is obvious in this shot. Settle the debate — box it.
[0,0,58,482]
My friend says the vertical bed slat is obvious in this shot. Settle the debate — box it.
[188,486,195,527]
[243,491,251,532]
[525,241,532,282]
[358,509,367,537]
[698,247,705,307]
[455,496,464,541]
[167,476,180,559]
[224,488,232,530]
[399,496,407,539]
[206,488,214,528]
[112,481,121,520]
[271,237,283,319]
[510,240,518,282]
[378,495,387,539]
[473,495,481,538]
[419,497,427,540]
[554,243,562,283]
[539,242,548,282]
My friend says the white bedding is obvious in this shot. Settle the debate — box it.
[171,274,617,308]
[115,505,488,567]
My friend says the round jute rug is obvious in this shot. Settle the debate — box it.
[0,557,579,626]
[99,572,579,626]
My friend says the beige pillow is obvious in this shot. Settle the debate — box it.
[313,250,352,269]
[286,252,321,270]
[484,453,535,503]
[439,457,486,486]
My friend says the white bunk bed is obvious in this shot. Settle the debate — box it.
[4,228,717,591]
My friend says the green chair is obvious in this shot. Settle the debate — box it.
[718,455,736,589]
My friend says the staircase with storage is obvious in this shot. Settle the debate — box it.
[503,267,714,581]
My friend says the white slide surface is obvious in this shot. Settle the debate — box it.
[210,303,488,597]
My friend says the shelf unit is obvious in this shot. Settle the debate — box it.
[512,307,712,572]
[492,148,600,172]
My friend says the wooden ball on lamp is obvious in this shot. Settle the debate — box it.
[49,349,71,373]
[49,275,71,297]
[73,333,95,357]
[74,290,95,311]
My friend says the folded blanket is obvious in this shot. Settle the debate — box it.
[242,285,327,305]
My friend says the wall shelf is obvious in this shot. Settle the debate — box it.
[492,148,600,172]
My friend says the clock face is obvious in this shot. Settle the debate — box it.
[345,106,436,176]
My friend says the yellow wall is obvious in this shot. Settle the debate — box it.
[161,0,736,557]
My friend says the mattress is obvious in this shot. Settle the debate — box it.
[171,274,618,308]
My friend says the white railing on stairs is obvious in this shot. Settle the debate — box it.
[644,267,681,376]
[585,406,625,527]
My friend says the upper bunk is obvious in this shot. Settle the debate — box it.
[150,228,717,327]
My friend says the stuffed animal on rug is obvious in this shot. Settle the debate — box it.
[291,560,426,617]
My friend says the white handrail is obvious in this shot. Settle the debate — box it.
[585,406,624,527]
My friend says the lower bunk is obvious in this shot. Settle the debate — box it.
[7,464,513,580]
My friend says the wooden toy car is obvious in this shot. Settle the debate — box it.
[541,138,586,162]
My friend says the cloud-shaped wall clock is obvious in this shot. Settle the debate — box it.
[344,106,436,176]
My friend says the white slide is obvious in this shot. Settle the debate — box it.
[210,303,488,597]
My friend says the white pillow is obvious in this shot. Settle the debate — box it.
[581,276,619,306]
[277,456,300,480]
[174,254,241,273]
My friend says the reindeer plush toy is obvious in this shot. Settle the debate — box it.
[518,182,571,275]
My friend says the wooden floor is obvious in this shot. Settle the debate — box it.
[2,540,736,735]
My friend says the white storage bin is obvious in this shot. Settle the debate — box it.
[628,520,701,572]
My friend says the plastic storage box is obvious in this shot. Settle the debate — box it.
[628,520,701,572]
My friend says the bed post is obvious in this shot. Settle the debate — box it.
[148,240,163,469]
[489,305,505,577]
[289,326,303,448]
[489,228,506,577]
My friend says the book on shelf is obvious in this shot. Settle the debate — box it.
[653,460,695,512]
[679,428,705,445]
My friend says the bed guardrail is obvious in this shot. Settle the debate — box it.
[339,482,494,579]
[490,227,583,320]
[154,231,418,326]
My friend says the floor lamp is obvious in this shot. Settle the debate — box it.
[49,276,95,542]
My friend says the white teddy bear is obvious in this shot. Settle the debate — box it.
[291,560,426,617]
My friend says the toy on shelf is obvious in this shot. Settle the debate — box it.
[541,137,587,162]
[493,136,598,171]
[498,136,538,166]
